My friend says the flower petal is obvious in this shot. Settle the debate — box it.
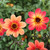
[28,24,35,30]
[41,24,47,30]
[35,40,39,48]
[36,25,41,31]
[6,29,12,36]
[2,28,6,32]
[41,11,46,17]
[39,42,44,48]
[35,8,41,15]
[20,22,26,28]
[28,42,35,49]
[19,29,24,35]
[0,18,4,24]
[0,18,3,22]
[27,47,34,50]
[41,48,48,50]
[16,16,21,22]
[28,11,35,18]
[4,18,11,23]
[13,32,19,37]
[26,18,34,24]
[11,14,16,21]
[3,23,9,29]
[0,32,4,36]
[43,17,49,23]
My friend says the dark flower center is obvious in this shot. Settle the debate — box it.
[11,23,18,30]
[36,18,41,22]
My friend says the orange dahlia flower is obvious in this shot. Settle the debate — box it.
[26,8,49,31]
[27,40,47,50]
[3,14,26,37]
[0,18,6,36]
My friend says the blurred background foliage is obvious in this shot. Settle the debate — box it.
[0,0,50,50]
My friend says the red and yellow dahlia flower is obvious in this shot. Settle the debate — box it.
[26,8,49,31]
[27,40,47,50]
[3,14,26,37]
[0,18,6,36]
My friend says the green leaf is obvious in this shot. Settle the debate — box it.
[6,41,13,47]
[10,42,15,49]
[15,44,17,50]
[3,37,6,42]
[24,12,28,20]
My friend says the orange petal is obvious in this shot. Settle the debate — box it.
[4,18,11,23]
[3,23,9,29]
[16,16,21,22]
[6,29,12,36]
[19,28,24,35]
[13,32,19,37]
[11,14,16,21]
[28,42,35,49]
[20,22,26,28]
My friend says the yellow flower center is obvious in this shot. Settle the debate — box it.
[35,18,41,23]
[11,23,18,30]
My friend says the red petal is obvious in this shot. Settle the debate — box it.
[28,11,35,18]
[36,25,41,31]
[39,42,44,48]
[41,11,46,17]
[27,47,34,50]
[0,18,3,22]
[41,24,47,30]
[41,48,48,50]
[2,28,6,32]
[26,18,34,24]
[0,32,4,36]
[0,18,4,24]
[28,42,35,49]
[43,17,49,23]
[35,8,41,15]
[35,40,40,48]
[28,24,35,30]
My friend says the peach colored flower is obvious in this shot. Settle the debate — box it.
[3,14,26,37]
[27,40,48,50]
[0,18,6,36]
[26,8,49,31]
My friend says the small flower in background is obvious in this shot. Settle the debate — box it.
[22,37,25,41]
[38,34,41,38]
[3,14,26,37]
[27,40,47,50]
[6,3,14,7]
[24,35,27,39]
[48,23,50,27]
[26,8,49,31]
[0,18,6,36]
